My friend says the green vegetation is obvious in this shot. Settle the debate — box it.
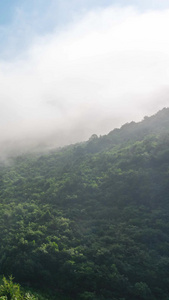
[0,108,169,299]
[0,276,38,300]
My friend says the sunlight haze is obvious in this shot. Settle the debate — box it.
[0,0,169,155]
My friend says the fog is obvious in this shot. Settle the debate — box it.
[1,5,169,157]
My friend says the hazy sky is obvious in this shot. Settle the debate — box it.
[0,0,169,155]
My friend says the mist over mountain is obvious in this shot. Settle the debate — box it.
[1,1,169,299]
[1,4,169,158]
[1,106,169,159]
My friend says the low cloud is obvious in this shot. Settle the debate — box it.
[0,5,169,157]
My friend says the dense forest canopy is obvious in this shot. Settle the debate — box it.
[1,108,169,299]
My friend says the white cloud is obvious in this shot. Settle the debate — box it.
[0,5,169,155]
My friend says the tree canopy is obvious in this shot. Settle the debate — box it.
[1,108,169,299]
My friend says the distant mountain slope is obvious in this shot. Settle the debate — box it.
[1,108,169,300]
[85,107,169,153]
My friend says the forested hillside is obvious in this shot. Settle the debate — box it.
[1,108,169,299]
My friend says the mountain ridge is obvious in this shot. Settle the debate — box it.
[0,107,169,299]
[84,107,169,154]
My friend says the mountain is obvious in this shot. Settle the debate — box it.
[1,108,169,299]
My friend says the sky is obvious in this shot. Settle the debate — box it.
[0,0,169,156]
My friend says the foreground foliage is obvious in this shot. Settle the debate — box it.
[0,276,37,300]
[1,108,169,299]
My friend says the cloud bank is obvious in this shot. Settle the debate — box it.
[0,5,169,156]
